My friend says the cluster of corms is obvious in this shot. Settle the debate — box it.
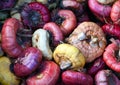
[0,0,120,85]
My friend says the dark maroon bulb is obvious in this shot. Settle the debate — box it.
[0,0,16,9]
[29,11,41,26]
[13,47,43,77]
[21,2,51,29]
[21,7,41,28]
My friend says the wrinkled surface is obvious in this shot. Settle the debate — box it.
[67,22,107,63]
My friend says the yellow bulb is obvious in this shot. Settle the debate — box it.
[0,57,20,85]
[53,43,85,71]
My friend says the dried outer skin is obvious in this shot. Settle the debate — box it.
[66,22,107,63]
[97,0,116,5]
